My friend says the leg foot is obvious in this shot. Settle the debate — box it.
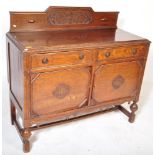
[23,140,30,153]
[129,113,136,123]
[128,101,138,123]
[22,129,31,153]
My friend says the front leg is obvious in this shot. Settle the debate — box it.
[22,129,31,153]
[129,101,138,123]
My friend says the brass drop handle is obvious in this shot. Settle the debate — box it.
[79,53,84,60]
[42,58,49,64]
[104,51,111,58]
[132,48,137,55]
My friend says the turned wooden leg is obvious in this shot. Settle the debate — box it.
[10,100,16,125]
[22,129,31,153]
[129,101,138,123]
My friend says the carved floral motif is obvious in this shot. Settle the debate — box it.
[53,83,70,99]
[112,75,125,89]
[48,10,92,25]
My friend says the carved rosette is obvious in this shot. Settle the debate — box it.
[112,75,125,89]
[47,10,93,25]
[53,83,70,99]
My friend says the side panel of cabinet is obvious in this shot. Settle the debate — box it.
[92,61,143,104]
[31,67,91,116]
[7,40,24,109]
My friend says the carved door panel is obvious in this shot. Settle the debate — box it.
[92,61,142,104]
[31,68,91,116]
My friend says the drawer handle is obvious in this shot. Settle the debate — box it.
[104,51,111,58]
[132,48,137,55]
[79,53,84,60]
[28,19,35,23]
[42,58,49,64]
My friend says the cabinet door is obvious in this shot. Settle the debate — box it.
[92,61,142,104]
[31,68,91,116]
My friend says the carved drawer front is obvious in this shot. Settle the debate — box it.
[92,61,142,103]
[31,67,91,116]
[98,46,146,61]
[31,50,93,68]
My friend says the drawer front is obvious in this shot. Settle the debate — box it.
[31,67,91,116]
[31,50,93,68]
[98,45,146,61]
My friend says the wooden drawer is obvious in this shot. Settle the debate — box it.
[98,45,146,61]
[31,50,93,68]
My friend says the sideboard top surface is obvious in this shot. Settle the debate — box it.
[6,6,150,52]
[7,29,149,52]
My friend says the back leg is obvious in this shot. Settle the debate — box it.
[10,99,16,125]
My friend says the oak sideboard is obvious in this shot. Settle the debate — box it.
[6,6,150,152]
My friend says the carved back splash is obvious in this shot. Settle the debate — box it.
[47,7,93,25]
[10,6,119,32]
